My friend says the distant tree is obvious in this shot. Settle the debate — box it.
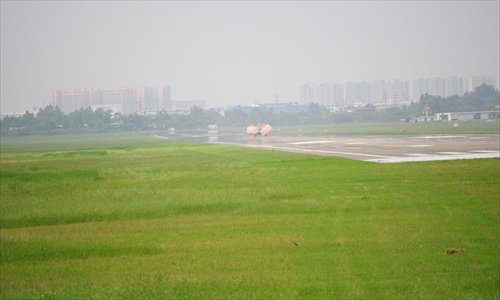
[188,106,207,128]
[22,111,36,128]
[306,103,328,123]
[36,105,64,130]
[473,83,498,98]
[220,109,249,127]
[417,84,499,114]
[248,107,274,125]
[0,115,23,132]
[155,110,171,129]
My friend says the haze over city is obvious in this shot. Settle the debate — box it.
[1,1,499,113]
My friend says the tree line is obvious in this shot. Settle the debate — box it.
[1,84,498,136]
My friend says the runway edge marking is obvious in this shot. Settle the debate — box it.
[365,152,500,163]
[212,142,390,158]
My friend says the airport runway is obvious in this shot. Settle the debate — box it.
[157,133,500,163]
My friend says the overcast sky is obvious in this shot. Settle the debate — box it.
[1,1,499,112]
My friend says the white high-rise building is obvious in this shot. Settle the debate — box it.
[385,80,409,104]
[300,75,495,108]
[426,78,446,97]
[412,78,428,101]
[300,84,316,103]
[401,81,410,102]
[463,76,483,93]
[357,82,371,104]
[445,77,464,97]
[332,83,344,107]
[370,81,386,103]
[343,82,358,106]
[49,85,171,115]
[463,75,496,93]
[317,83,333,107]
[480,75,496,88]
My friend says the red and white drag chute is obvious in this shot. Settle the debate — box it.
[247,123,272,136]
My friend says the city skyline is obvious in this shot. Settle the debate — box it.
[40,74,495,116]
[301,75,496,108]
[1,1,499,113]
[48,86,171,115]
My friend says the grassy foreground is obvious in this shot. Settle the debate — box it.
[1,133,499,299]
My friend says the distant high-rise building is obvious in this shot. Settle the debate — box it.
[427,78,446,97]
[343,82,357,106]
[49,85,171,114]
[317,83,333,107]
[48,90,60,108]
[144,86,171,113]
[412,78,428,101]
[332,83,344,107]
[370,81,386,103]
[49,88,91,114]
[385,80,410,104]
[480,75,496,87]
[300,75,495,107]
[133,86,145,113]
[300,84,316,103]
[445,76,464,97]
[172,100,205,111]
[356,82,371,104]
[463,76,482,93]
[100,87,129,114]
[464,75,496,93]
[401,81,410,102]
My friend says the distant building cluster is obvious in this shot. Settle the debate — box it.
[26,74,498,116]
[171,100,206,112]
[300,75,496,108]
[48,86,206,115]
[228,102,310,114]
[49,86,171,115]
[413,75,496,99]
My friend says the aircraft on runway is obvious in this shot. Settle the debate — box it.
[247,123,272,136]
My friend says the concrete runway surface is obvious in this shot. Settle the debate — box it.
[157,133,500,163]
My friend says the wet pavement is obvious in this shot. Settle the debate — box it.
[154,131,500,163]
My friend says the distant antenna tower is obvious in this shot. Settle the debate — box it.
[275,94,279,103]
[422,101,432,116]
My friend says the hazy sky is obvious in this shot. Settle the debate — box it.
[1,1,499,112]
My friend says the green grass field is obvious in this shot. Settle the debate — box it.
[1,133,499,299]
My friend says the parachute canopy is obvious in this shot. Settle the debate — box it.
[247,123,272,136]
